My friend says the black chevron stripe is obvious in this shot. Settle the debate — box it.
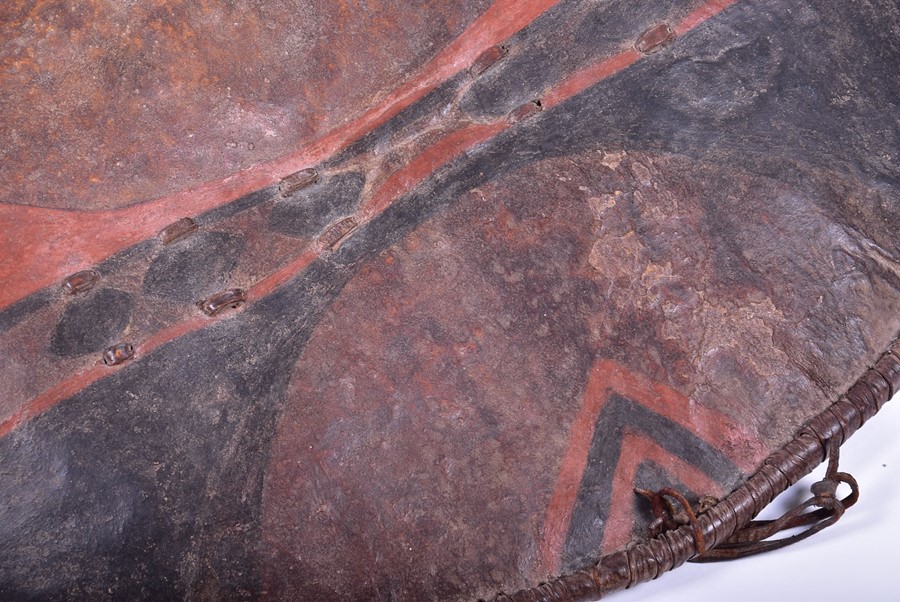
[561,393,742,572]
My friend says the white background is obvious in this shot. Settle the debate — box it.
[605,392,900,602]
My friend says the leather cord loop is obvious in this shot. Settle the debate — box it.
[635,487,708,555]
[691,438,859,562]
[494,343,898,601]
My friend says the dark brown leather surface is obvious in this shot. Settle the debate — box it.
[1,0,899,600]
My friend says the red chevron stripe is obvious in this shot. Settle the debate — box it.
[0,0,565,312]
[537,359,760,574]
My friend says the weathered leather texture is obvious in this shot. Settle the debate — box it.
[1,0,899,600]
[497,344,900,600]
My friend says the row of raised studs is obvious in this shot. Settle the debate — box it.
[60,21,675,368]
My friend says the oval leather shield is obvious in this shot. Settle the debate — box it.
[1,0,899,600]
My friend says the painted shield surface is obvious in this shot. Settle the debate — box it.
[1,0,899,600]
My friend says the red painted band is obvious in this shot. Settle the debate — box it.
[1,0,744,441]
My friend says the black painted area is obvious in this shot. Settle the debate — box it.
[50,288,134,357]
[95,240,157,276]
[197,185,278,226]
[518,0,900,253]
[0,259,352,600]
[436,0,900,264]
[324,74,466,167]
[142,231,245,302]
[267,172,365,239]
[0,289,53,334]
[561,394,741,572]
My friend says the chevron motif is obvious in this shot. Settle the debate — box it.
[538,360,760,573]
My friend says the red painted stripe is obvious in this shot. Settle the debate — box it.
[360,123,506,219]
[674,0,738,35]
[250,250,319,300]
[543,50,641,110]
[0,0,565,312]
[543,0,739,112]
[0,363,107,438]
[1,0,744,439]
[139,315,209,357]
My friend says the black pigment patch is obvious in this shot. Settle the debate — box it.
[268,172,365,239]
[0,289,53,334]
[561,394,740,572]
[50,288,134,357]
[196,184,278,226]
[95,240,156,275]
[459,0,689,119]
[142,231,245,302]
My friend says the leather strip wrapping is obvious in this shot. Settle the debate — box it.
[497,341,900,601]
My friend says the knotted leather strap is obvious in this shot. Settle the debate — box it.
[494,341,900,601]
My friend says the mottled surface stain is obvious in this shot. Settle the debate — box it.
[0,0,491,211]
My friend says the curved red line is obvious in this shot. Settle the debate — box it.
[1,0,746,440]
[0,0,564,312]
[601,430,725,553]
[543,50,641,110]
[675,0,738,35]
[360,123,506,219]
[0,364,108,438]
[537,359,760,574]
